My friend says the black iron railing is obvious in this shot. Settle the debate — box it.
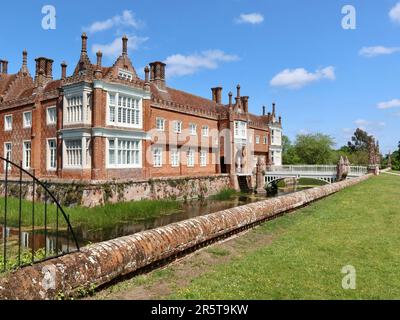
[0,156,79,272]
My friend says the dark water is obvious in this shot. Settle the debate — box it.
[1,186,307,254]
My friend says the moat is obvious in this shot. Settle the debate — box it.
[0,185,310,255]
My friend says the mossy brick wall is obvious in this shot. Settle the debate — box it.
[0,174,371,300]
[0,175,231,207]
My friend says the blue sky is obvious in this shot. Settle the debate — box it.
[1,0,400,153]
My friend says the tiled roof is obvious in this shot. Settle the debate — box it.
[151,84,228,114]
[0,74,17,96]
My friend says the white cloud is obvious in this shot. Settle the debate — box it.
[377,99,400,109]
[164,50,239,77]
[235,13,264,25]
[389,3,400,23]
[92,35,148,58]
[85,10,142,34]
[354,119,386,131]
[270,66,335,89]
[359,46,400,58]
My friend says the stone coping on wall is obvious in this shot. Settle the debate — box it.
[0,174,371,300]
[0,173,230,186]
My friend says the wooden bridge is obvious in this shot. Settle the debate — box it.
[265,165,368,185]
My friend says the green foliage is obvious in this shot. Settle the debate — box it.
[293,133,336,165]
[347,128,371,152]
[210,188,240,201]
[0,197,181,230]
[282,135,301,165]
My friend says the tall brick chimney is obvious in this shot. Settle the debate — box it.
[228,92,233,107]
[149,61,166,90]
[61,61,67,79]
[81,33,88,54]
[211,87,223,104]
[0,60,8,74]
[262,106,266,116]
[35,57,54,86]
[241,96,249,113]
[122,35,128,56]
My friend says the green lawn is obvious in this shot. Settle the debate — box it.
[389,170,400,174]
[171,174,400,300]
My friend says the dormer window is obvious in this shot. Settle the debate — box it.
[118,69,133,81]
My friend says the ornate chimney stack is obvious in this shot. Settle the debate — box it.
[122,35,128,56]
[241,96,249,113]
[236,84,241,98]
[279,116,282,125]
[149,61,167,90]
[228,92,233,107]
[0,60,8,74]
[262,106,266,116]
[35,57,53,86]
[81,33,88,54]
[211,87,223,104]
[96,51,103,67]
[61,61,67,79]
[272,102,276,116]
[21,50,29,75]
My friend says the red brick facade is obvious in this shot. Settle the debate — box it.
[0,34,282,186]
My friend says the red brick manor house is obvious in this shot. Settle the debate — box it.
[0,34,282,190]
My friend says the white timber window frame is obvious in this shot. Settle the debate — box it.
[234,121,247,139]
[187,148,195,167]
[170,148,180,167]
[173,121,183,134]
[107,92,143,129]
[23,111,32,128]
[4,115,12,131]
[47,138,57,171]
[153,147,163,168]
[189,123,197,136]
[156,118,166,132]
[200,150,207,167]
[4,142,12,170]
[22,141,32,170]
[107,138,141,169]
[202,126,209,137]
[47,106,57,125]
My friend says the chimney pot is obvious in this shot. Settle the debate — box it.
[262,105,266,116]
[272,102,276,115]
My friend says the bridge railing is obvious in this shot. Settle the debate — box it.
[349,166,368,176]
[267,165,337,174]
[266,165,368,176]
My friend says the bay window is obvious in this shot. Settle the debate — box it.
[234,121,247,139]
[108,92,142,128]
[65,140,82,167]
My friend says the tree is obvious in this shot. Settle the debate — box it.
[282,135,301,164]
[347,128,371,152]
[293,133,335,165]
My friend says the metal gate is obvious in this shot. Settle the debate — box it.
[0,156,79,272]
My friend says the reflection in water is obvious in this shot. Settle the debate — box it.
[1,186,305,254]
